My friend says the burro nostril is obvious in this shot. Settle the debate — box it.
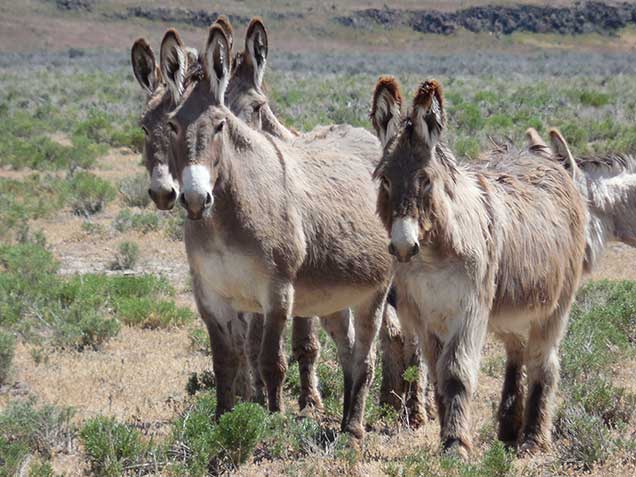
[411,242,420,257]
[148,188,155,200]
[204,192,213,208]
[168,188,177,202]
[388,243,397,256]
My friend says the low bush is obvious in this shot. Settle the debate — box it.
[0,331,16,385]
[0,398,74,476]
[67,172,116,216]
[80,416,146,477]
[113,209,159,234]
[110,241,139,270]
[119,174,151,208]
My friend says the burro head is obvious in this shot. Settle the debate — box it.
[165,25,232,221]
[131,36,180,210]
[371,77,446,263]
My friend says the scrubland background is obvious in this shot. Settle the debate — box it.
[1,1,636,476]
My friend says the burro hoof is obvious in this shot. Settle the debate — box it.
[442,438,471,460]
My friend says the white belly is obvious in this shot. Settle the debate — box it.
[395,253,476,340]
[189,244,270,313]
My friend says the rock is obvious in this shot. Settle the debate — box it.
[336,1,636,36]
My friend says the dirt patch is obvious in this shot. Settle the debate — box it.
[9,326,209,423]
[336,2,636,36]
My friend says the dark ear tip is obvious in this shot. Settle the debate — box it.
[132,37,149,51]
[207,23,229,43]
[373,76,403,106]
[413,79,443,108]
[162,28,184,47]
[247,16,267,36]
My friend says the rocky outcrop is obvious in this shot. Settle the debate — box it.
[336,2,636,36]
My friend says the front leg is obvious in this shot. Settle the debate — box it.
[259,284,294,413]
[436,306,489,458]
[192,277,245,418]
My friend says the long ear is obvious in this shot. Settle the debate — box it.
[370,76,403,148]
[214,15,234,54]
[203,24,231,105]
[245,17,268,88]
[160,29,187,103]
[411,80,445,148]
[131,38,159,94]
[549,128,580,179]
[525,127,552,159]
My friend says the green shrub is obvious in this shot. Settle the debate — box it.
[67,172,116,216]
[0,436,29,477]
[215,402,268,467]
[80,416,146,477]
[119,174,150,208]
[189,327,211,354]
[171,393,218,477]
[113,209,159,234]
[0,399,74,468]
[117,298,195,329]
[0,331,16,385]
[111,241,139,270]
[555,405,615,471]
[0,242,183,349]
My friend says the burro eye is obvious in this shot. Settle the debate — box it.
[141,126,149,136]
[167,120,178,135]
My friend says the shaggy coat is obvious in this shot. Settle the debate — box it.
[527,127,636,272]
[222,17,426,420]
[371,78,586,454]
[165,24,393,438]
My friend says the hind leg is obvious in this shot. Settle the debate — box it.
[344,289,387,439]
[320,310,355,426]
[292,317,323,410]
[520,304,570,452]
[496,333,526,446]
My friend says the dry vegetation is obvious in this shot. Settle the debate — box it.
[2,2,636,476]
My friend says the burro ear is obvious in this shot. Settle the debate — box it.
[214,15,234,54]
[203,24,231,105]
[160,29,187,102]
[411,80,445,148]
[245,17,268,88]
[525,127,552,160]
[131,38,159,94]
[549,128,580,179]
[370,76,403,148]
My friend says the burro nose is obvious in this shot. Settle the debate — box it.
[148,185,177,210]
[179,190,213,220]
[389,216,421,263]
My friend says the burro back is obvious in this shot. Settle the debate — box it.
[370,76,587,455]
[527,126,636,271]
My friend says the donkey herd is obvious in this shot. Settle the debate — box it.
[129,16,636,458]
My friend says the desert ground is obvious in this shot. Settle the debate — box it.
[2,1,636,476]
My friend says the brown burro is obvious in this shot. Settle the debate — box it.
[130,19,325,413]
[219,16,427,421]
[164,24,393,439]
[370,77,587,455]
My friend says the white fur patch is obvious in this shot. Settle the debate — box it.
[150,163,178,195]
[183,164,212,197]
[391,217,419,256]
